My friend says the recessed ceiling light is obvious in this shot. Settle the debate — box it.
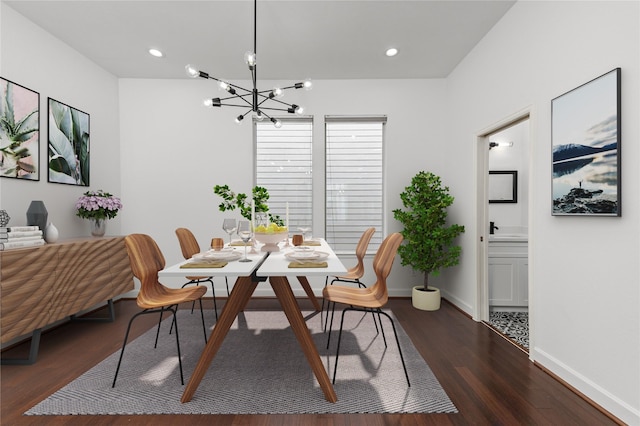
[149,48,164,58]
[385,48,398,57]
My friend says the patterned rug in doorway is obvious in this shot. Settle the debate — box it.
[488,312,529,349]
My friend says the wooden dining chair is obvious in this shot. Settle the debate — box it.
[175,227,230,321]
[112,233,208,387]
[321,227,375,331]
[323,232,410,386]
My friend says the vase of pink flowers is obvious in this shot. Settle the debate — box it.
[75,190,122,237]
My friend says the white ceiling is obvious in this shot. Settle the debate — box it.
[5,0,515,80]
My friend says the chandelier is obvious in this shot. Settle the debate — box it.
[185,0,312,128]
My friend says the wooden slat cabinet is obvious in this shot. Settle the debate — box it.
[1,237,134,344]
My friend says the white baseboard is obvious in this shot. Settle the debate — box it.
[532,347,639,425]
[439,288,474,317]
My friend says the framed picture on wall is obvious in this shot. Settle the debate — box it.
[0,77,40,181]
[551,68,621,216]
[48,98,90,186]
[489,170,518,203]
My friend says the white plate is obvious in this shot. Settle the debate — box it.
[194,250,242,261]
[285,250,329,260]
[293,246,314,252]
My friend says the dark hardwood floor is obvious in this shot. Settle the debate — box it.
[1,297,618,425]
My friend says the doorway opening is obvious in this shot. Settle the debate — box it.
[476,111,532,353]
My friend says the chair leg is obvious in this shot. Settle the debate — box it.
[180,280,198,314]
[321,276,329,331]
[167,306,185,385]
[330,307,410,387]
[211,279,218,322]
[377,310,410,387]
[198,297,208,343]
[113,310,148,387]
[326,301,336,349]
[155,307,166,348]
[114,307,186,387]
[376,308,387,347]
[331,306,350,384]
[225,276,230,296]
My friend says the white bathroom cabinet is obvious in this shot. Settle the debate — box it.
[488,239,528,307]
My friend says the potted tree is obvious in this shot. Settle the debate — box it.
[393,171,465,311]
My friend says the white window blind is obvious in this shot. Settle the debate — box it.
[325,116,385,253]
[255,118,313,231]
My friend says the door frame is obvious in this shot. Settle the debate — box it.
[475,107,533,327]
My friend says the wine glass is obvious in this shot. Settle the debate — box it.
[298,226,311,241]
[237,220,253,262]
[222,218,237,246]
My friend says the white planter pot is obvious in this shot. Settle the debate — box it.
[412,286,441,311]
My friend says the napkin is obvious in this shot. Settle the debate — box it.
[300,240,321,246]
[181,261,228,268]
[288,261,328,268]
[230,240,252,246]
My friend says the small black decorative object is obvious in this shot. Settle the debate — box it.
[26,200,48,232]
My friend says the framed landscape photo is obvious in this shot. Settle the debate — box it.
[48,98,90,186]
[551,68,621,216]
[0,77,40,181]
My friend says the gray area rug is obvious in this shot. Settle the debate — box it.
[26,309,457,415]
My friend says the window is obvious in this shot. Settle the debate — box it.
[325,116,385,253]
[254,118,313,231]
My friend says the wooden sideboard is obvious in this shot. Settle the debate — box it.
[1,236,134,364]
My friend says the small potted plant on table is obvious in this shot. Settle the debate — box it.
[393,171,465,311]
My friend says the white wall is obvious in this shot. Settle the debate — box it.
[118,77,448,295]
[444,1,639,423]
[0,4,121,239]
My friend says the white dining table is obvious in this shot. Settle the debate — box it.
[159,239,347,404]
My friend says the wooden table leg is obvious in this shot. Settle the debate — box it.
[270,276,338,403]
[181,276,258,403]
[296,276,321,311]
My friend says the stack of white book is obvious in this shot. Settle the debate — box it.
[0,225,46,251]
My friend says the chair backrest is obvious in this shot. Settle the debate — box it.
[351,227,376,277]
[124,234,166,302]
[370,233,403,304]
[175,228,201,260]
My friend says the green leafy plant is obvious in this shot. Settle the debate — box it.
[0,81,39,178]
[392,171,465,292]
[48,100,89,185]
[214,184,284,226]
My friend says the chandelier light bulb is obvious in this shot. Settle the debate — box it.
[271,87,284,98]
[303,79,313,90]
[255,111,264,121]
[203,98,221,108]
[218,81,236,95]
[185,64,199,78]
[244,51,257,68]
[385,48,399,57]
[271,118,282,128]
[295,105,304,115]
[235,115,244,124]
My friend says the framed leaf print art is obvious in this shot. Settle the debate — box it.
[48,98,90,186]
[551,68,621,216]
[0,77,40,180]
